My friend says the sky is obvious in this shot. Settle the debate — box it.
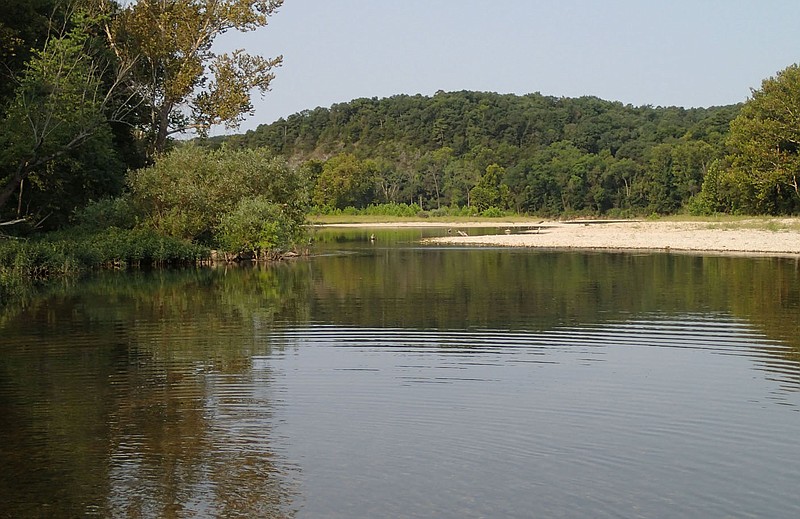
[214,0,800,134]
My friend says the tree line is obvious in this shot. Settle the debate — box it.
[218,73,800,216]
[2,0,799,236]
[215,91,739,216]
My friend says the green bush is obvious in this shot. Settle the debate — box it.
[128,145,308,243]
[90,228,207,265]
[480,206,505,217]
[362,203,422,217]
[73,196,137,230]
[604,207,637,219]
[216,196,305,258]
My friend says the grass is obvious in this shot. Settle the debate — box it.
[658,214,800,231]
[703,219,800,232]
[308,212,800,232]
[0,228,209,307]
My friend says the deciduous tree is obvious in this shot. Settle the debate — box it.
[726,63,800,213]
[106,0,283,155]
[0,12,130,222]
[312,154,377,210]
[469,164,511,212]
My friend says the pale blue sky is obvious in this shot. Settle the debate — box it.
[216,0,800,133]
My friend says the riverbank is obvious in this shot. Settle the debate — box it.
[315,217,800,256]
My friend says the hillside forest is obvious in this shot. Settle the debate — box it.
[216,82,800,217]
[217,92,732,216]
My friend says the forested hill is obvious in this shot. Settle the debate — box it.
[216,91,741,215]
[225,91,737,159]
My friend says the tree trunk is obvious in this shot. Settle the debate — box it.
[0,163,26,212]
[153,103,172,155]
[17,179,24,217]
[433,174,441,209]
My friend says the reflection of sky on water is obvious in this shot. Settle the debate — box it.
[264,316,800,518]
[1,243,800,517]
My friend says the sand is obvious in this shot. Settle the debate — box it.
[318,219,800,256]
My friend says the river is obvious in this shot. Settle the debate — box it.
[1,228,799,517]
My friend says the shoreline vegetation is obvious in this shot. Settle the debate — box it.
[4,215,799,307]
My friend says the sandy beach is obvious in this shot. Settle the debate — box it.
[319,219,800,256]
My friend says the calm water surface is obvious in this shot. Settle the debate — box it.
[2,228,800,518]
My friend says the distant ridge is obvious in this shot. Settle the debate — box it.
[207,90,740,216]
[213,90,738,161]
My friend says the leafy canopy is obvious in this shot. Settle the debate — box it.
[128,145,307,250]
[726,63,800,213]
[108,0,283,153]
[0,12,124,221]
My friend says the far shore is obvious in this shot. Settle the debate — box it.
[312,217,800,256]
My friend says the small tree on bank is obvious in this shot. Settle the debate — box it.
[469,164,512,213]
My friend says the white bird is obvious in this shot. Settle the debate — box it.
[457,230,468,237]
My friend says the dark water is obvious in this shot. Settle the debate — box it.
[2,229,800,518]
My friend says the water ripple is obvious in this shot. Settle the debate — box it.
[265,314,797,391]
[261,315,800,518]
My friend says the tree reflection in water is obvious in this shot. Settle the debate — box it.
[0,240,799,516]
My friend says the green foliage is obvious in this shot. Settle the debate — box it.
[725,63,800,214]
[0,227,206,306]
[480,206,506,217]
[72,195,138,231]
[311,202,422,217]
[691,159,740,215]
[2,0,285,228]
[1,229,206,274]
[230,91,736,216]
[0,11,125,225]
[110,0,284,154]
[470,164,512,212]
[359,202,423,217]
[0,0,69,104]
[129,145,308,244]
[88,228,207,266]
[217,196,305,257]
[310,202,483,218]
[312,153,377,210]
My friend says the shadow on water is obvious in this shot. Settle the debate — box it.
[0,266,307,518]
[1,230,799,516]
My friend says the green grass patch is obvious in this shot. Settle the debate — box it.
[0,228,208,306]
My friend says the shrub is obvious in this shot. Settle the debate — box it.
[90,228,207,265]
[73,196,137,230]
[216,196,306,258]
[480,206,505,217]
[128,145,308,243]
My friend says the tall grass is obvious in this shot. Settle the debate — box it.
[0,228,208,306]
